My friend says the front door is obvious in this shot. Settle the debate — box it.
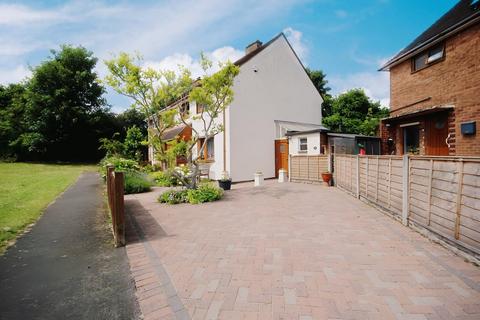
[275,139,289,178]
[425,113,449,155]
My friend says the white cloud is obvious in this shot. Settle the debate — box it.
[283,27,309,63]
[0,65,31,84]
[329,71,390,107]
[143,46,243,79]
[0,4,63,26]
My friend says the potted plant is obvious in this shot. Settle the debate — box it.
[218,171,232,190]
[321,171,333,186]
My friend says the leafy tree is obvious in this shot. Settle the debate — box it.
[116,107,147,138]
[123,125,145,161]
[322,89,389,136]
[17,45,113,161]
[104,53,192,166]
[305,68,332,117]
[0,83,28,159]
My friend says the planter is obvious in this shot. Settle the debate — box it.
[278,169,287,183]
[218,179,232,191]
[321,172,332,186]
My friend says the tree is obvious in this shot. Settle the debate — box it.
[0,83,28,159]
[305,68,332,117]
[123,125,146,161]
[104,53,192,166]
[116,107,148,138]
[176,56,239,189]
[322,89,389,136]
[18,45,112,161]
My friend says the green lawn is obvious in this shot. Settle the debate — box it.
[0,163,97,253]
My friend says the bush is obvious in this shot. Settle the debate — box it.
[158,183,223,205]
[186,183,224,204]
[158,189,188,204]
[124,171,152,194]
[150,170,178,187]
[99,156,140,178]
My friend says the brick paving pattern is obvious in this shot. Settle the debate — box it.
[125,181,480,320]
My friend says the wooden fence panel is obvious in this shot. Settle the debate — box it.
[333,155,480,255]
[290,155,328,182]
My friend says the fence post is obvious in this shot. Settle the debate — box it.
[107,166,114,210]
[114,171,125,247]
[454,160,464,240]
[356,156,360,199]
[401,155,409,226]
[288,154,291,182]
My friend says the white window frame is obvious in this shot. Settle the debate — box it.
[298,137,308,153]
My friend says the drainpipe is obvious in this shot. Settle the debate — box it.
[223,109,227,173]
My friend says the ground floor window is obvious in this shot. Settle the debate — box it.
[198,137,214,160]
[403,125,420,154]
[298,137,308,152]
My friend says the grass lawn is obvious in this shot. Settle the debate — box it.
[0,163,97,253]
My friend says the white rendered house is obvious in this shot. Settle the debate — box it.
[149,33,324,182]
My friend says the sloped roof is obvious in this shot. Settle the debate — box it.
[161,124,187,141]
[380,0,480,71]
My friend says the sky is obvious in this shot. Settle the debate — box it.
[0,0,459,113]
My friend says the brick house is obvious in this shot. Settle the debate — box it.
[379,0,480,156]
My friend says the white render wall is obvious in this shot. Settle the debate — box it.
[288,133,322,156]
[228,35,323,181]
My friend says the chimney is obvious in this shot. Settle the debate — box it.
[245,40,263,55]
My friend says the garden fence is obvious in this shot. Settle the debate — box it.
[106,166,125,247]
[289,155,329,182]
[334,154,480,257]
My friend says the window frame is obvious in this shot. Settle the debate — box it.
[411,43,445,73]
[198,137,215,161]
[298,137,308,153]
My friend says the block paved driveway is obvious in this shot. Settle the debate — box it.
[125,181,480,320]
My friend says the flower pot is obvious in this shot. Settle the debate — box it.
[321,172,332,186]
[218,180,231,190]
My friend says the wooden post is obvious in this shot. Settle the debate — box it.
[387,158,392,208]
[288,154,292,182]
[356,156,360,199]
[107,166,114,210]
[114,171,125,246]
[426,159,434,226]
[402,155,409,226]
[366,157,369,198]
[375,156,379,202]
[454,160,464,240]
[307,156,310,180]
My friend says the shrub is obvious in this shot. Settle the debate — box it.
[187,183,224,204]
[158,183,224,205]
[99,156,140,178]
[158,189,188,204]
[150,170,179,187]
[124,171,152,194]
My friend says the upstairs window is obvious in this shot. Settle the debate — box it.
[179,101,190,116]
[298,137,308,152]
[412,43,445,72]
[196,103,204,114]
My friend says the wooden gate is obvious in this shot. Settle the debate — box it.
[275,139,289,177]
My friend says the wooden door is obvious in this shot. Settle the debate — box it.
[275,139,289,177]
[425,114,449,155]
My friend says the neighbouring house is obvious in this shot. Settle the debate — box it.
[148,33,324,182]
[379,0,480,156]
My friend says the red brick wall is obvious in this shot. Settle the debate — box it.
[387,23,480,156]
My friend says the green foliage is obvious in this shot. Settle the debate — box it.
[116,107,147,137]
[186,183,224,204]
[99,156,140,178]
[124,171,152,194]
[150,170,179,187]
[322,89,389,136]
[158,189,188,204]
[306,68,332,117]
[99,133,124,157]
[158,183,223,205]
[123,125,145,161]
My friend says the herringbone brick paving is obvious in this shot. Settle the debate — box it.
[125,181,480,320]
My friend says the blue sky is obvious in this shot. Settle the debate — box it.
[0,0,458,112]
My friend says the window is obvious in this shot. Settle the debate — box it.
[298,137,308,152]
[196,103,204,114]
[403,125,420,155]
[179,102,190,116]
[412,43,445,72]
[198,137,214,160]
